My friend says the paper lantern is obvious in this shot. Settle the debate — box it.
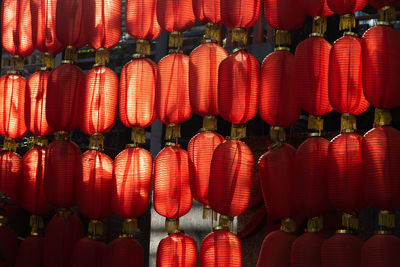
[259,144,296,220]
[120,57,157,129]
[70,237,106,267]
[260,50,300,127]
[156,0,195,33]
[291,233,325,267]
[296,0,333,17]
[361,234,400,267]
[321,233,363,267]
[264,0,306,30]
[221,0,261,29]
[193,0,222,24]
[295,36,333,116]
[326,0,367,14]
[112,147,152,220]
[0,151,22,212]
[368,0,400,8]
[154,145,192,219]
[16,236,45,267]
[47,63,84,132]
[295,137,331,217]
[126,0,161,40]
[56,0,85,47]
[44,212,84,267]
[188,131,224,206]
[209,139,255,217]
[44,140,82,208]
[0,73,27,139]
[200,229,242,267]
[0,226,18,267]
[362,25,400,109]
[329,35,369,115]
[104,237,144,267]
[218,50,259,125]
[157,233,197,267]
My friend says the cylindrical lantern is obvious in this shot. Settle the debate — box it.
[70,237,106,267]
[291,232,326,267]
[0,225,18,267]
[157,233,197,267]
[193,0,222,24]
[264,0,306,30]
[296,0,333,17]
[0,151,22,213]
[156,0,195,33]
[126,0,161,41]
[56,0,85,48]
[361,233,400,267]
[16,236,45,267]
[321,232,363,267]
[104,237,144,267]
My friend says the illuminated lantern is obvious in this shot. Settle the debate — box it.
[291,232,326,267]
[264,0,306,30]
[104,237,144,267]
[321,232,363,267]
[296,0,333,17]
[70,237,106,267]
[0,151,22,213]
[47,62,84,132]
[209,139,255,218]
[156,0,195,33]
[56,0,84,48]
[0,225,18,267]
[200,229,242,267]
[361,233,400,267]
[16,236,44,267]
[193,0,222,24]
[157,233,197,267]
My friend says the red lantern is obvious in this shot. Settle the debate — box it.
[44,212,84,267]
[56,0,85,47]
[291,233,326,267]
[1,0,34,57]
[44,140,82,208]
[16,236,45,267]
[221,0,261,29]
[260,50,300,128]
[112,147,152,220]
[77,150,113,220]
[321,233,363,267]
[156,0,195,33]
[295,137,331,217]
[70,237,106,267]
[154,145,192,219]
[0,73,27,140]
[120,57,157,129]
[259,144,296,220]
[264,0,306,30]
[156,53,192,126]
[218,50,260,125]
[296,0,333,17]
[329,35,369,115]
[104,237,144,267]
[209,140,255,217]
[361,234,400,267]
[327,0,366,14]
[0,226,18,267]
[25,70,54,136]
[200,229,242,267]
[126,0,161,40]
[157,233,197,267]
[188,131,224,207]
[295,37,333,116]
[368,0,400,8]
[47,63,84,132]
[193,0,222,24]
[362,25,400,109]
[257,230,297,267]
[0,151,22,213]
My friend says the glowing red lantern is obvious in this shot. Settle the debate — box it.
[126,0,161,40]
[321,233,363,267]
[156,0,195,33]
[327,0,366,14]
[264,0,306,30]
[0,226,18,267]
[209,139,255,217]
[291,232,326,267]
[16,236,44,267]
[362,25,400,109]
[200,229,242,267]
[296,0,333,17]
[157,233,197,267]
[70,237,106,267]
[260,50,300,128]
[221,0,260,29]
[56,0,85,48]
[368,0,400,8]
[104,237,144,267]
[0,151,22,212]
[295,37,333,116]
[193,0,222,24]
[361,234,400,267]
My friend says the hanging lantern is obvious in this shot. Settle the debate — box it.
[16,236,44,267]
[199,229,242,267]
[193,0,222,25]
[291,232,326,267]
[327,0,366,30]
[361,233,400,267]
[56,0,84,47]
[0,225,18,267]
[156,232,197,267]
[264,0,306,31]
[156,53,192,140]
[0,151,22,214]
[104,237,144,267]
[321,232,363,267]
[296,0,333,17]
[188,131,224,218]
[70,237,106,267]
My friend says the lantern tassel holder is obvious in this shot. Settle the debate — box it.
[89,133,104,151]
[232,27,248,46]
[312,16,327,36]
[270,126,286,143]
[308,116,324,135]
[280,218,296,233]
[205,23,222,43]
[231,124,246,140]
[378,210,395,229]
[165,124,181,140]
[43,52,56,69]
[379,6,396,24]
[165,218,180,234]
[131,127,146,144]
[275,30,291,48]
[29,215,44,236]
[218,215,234,232]
[122,219,138,238]
[339,14,356,31]
[95,48,110,66]
[169,31,184,49]
[11,55,24,71]
[136,39,151,56]
[202,116,218,131]
[374,109,392,127]
[307,216,324,233]
[202,205,218,221]
[3,137,18,152]
[341,113,357,132]
[88,220,103,240]
[341,213,359,232]
[64,46,78,63]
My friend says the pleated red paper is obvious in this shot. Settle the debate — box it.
[154,146,192,219]
[362,126,400,211]
[21,145,52,215]
[56,0,85,47]
[188,131,224,205]
[295,137,331,217]
[47,63,84,132]
[83,0,121,50]
[256,230,297,267]
[218,50,259,125]
[361,234,400,267]
[327,0,367,14]
[193,0,222,24]
[327,133,365,213]
[16,236,45,267]
[112,147,152,220]
[44,213,84,267]
[291,233,325,267]
[0,74,27,139]
[26,70,54,136]
[329,35,369,115]
[221,0,261,29]
[0,151,22,212]
[104,237,144,267]
[157,233,197,267]
[264,0,306,30]
[70,237,106,267]
[156,0,195,33]
[259,143,296,220]
[200,230,242,267]
[260,50,300,127]
[44,140,82,208]
[80,66,118,135]
[77,150,113,220]
[209,139,255,217]
[321,233,363,267]
[189,43,228,117]
[295,36,333,116]
[362,25,400,109]
[120,57,157,129]
[126,0,161,40]
[1,0,34,57]
[0,226,18,267]
[296,0,333,17]
[156,53,192,126]
[368,0,400,8]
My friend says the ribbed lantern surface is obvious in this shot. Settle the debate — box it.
[321,233,363,267]
[156,233,197,267]
[104,237,144,267]
[156,0,195,32]
[264,0,306,30]
[125,0,161,40]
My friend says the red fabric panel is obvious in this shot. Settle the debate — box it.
[156,233,197,267]
[125,0,161,40]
